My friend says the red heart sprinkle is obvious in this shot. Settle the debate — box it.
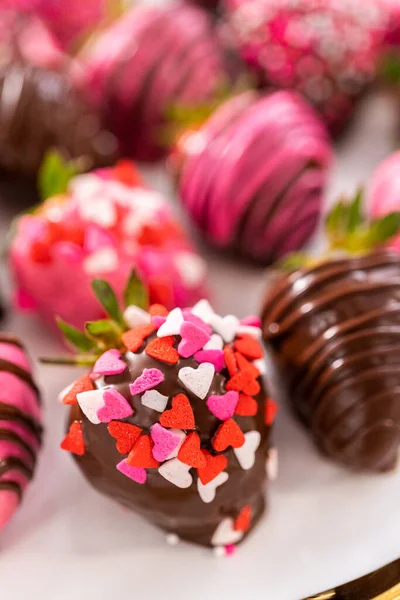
[108,421,142,454]
[235,353,261,379]
[223,345,237,377]
[62,374,94,405]
[178,432,206,468]
[197,450,228,485]
[145,335,179,365]
[122,324,155,353]
[126,434,160,469]
[149,304,169,317]
[235,393,258,417]
[265,398,278,426]
[234,335,263,360]
[114,159,143,187]
[234,505,252,532]
[61,421,85,456]
[226,370,260,396]
[212,418,245,452]
[160,394,195,429]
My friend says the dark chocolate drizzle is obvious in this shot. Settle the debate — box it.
[261,250,400,471]
[68,330,270,546]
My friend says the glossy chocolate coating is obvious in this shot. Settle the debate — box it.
[69,333,270,546]
[0,61,118,177]
[261,251,400,472]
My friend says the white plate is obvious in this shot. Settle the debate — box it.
[1,91,399,600]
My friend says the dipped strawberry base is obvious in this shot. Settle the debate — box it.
[61,302,275,549]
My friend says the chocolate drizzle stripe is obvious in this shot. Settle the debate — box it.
[0,335,24,348]
[0,480,22,501]
[0,357,40,401]
[0,402,43,441]
[0,456,33,479]
[0,428,37,463]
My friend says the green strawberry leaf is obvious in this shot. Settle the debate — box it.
[38,150,80,201]
[91,278,124,327]
[279,252,312,271]
[368,212,400,245]
[347,189,363,233]
[56,317,96,353]
[85,319,121,348]
[123,270,148,311]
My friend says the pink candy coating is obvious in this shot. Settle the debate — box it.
[82,3,230,161]
[368,151,400,252]
[179,90,332,264]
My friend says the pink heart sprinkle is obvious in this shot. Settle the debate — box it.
[183,311,212,335]
[129,368,165,395]
[194,349,225,372]
[93,349,126,376]
[116,459,147,484]
[152,315,166,329]
[206,391,239,421]
[97,388,133,423]
[240,316,261,328]
[178,321,210,359]
[151,423,182,462]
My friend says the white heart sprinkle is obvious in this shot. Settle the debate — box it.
[83,247,119,275]
[234,431,261,470]
[237,325,262,339]
[158,459,193,489]
[197,472,229,504]
[253,358,267,375]
[174,253,206,288]
[123,305,151,328]
[209,314,239,343]
[191,299,215,324]
[77,388,108,424]
[266,447,278,481]
[141,389,169,412]
[203,334,224,351]
[211,518,244,547]
[178,362,215,399]
[157,307,184,337]
[167,429,187,459]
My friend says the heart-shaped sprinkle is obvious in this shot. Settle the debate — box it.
[237,325,262,339]
[235,393,258,417]
[266,447,278,481]
[158,458,193,488]
[127,435,160,468]
[121,324,155,353]
[157,307,184,337]
[151,424,185,462]
[235,353,261,379]
[223,345,238,377]
[97,388,133,423]
[234,505,252,532]
[178,362,215,399]
[234,431,261,470]
[145,336,179,364]
[265,398,278,425]
[212,419,245,452]
[183,311,212,335]
[178,432,206,468]
[61,374,94,405]
[197,471,229,504]
[116,459,147,484]
[141,389,169,413]
[211,518,243,547]
[206,391,239,421]
[197,450,228,485]
[129,368,164,396]
[191,299,215,324]
[209,314,239,343]
[61,421,85,455]
[178,321,210,358]
[152,315,166,329]
[194,349,224,372]
[123,305,151,328]
[240,316,261,328]
[149,304,169,317]
[160,394,195,429]
[108,421,142,454]
[234,334,263,360]
[226,370,260,396]
[254,358,267,375]
[92,349,126,377]
[77,388,106,424]
[84,247,119,275]
[204,334,223,351]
